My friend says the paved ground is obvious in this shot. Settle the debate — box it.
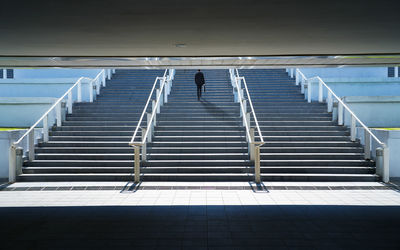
[1,182,400,249]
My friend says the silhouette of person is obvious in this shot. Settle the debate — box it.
[195,69,205,100]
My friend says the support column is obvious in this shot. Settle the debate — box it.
[350,115,356,141]
[364,130,371,160]
[134,146,141,183]
[254,146,261,184]
[28,130,35,161]
[142,128,147,161]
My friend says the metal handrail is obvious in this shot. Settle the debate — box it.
[9,69,113,182]
[234,69,264,144]
[229,68,264,183]
[128,69,175,183]
[13,69,112,146]
[13,77,90,145]
[129,69,168,146]
[289,68,390,182]
[308,76,385,146]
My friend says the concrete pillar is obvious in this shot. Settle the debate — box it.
[134,146,140,183]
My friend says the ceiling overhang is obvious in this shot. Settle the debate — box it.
[1,55,399,68]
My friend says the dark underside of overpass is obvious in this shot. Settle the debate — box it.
[0,0,399,67]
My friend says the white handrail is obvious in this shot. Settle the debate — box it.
[13,69,111,146]
[128,69,175,183]
[129,69,168,145]
[289,68,390,182]
[9,69,113,182]
[308,76,385,146]
[229,68,264,183]
[235,69,264,144]
[13,76,90,145]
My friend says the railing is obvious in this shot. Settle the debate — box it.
[8,69,115,182]
[129,69,175,183]
[229,68,264,183]
[286,68,390,182]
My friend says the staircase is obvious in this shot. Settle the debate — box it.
[142,69,250,181]
[19,69,163,181]
[18,68,377,182]
[239,69,377,181]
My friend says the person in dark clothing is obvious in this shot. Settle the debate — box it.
[195,69,205,100]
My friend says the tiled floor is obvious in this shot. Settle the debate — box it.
[1,182,400,249]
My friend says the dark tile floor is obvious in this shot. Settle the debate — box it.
[0,205,399,249]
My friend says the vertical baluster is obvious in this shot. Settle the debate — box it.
[142,128,147,161]
[147,113,153,142]
[77,81,82,102]
[102,71,106,87]
[56,102,62,127]
[96,78,100,95]
[318,80,323,103]
[327,92,333,112]
[249,128,255,161]
[383,147,390,183]
[43,115,49,142]
[350,115,356,141]
[307,80,312,103]
[28,130,35,161]
[254,146,261,184]
[134,146,140,183]
[364,130,371,160]
[68,92,73,114]
[89,81,94,102]
[338,102,344,125]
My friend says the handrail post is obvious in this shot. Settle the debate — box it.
[9,146,16,182]
[244,111,250,128]
[338,102,344,125]
[28,130,35,161]
[77,81,82,102]
[147,113,153,142]
[237,77,242,89]
[364,130,371,160]
[350,115,356,141]
[290,68,294,78]
[383,147,390,183]
[152,100,156,116]
[249,128,255,161]
[332,101,338,122]
[67,92,73,114]
[134,146,141,183]
[255,146,261,184]
[56,102,62,127]
[242,99,247,119]
[102,71,106,87]
[107,69,112,80]
[89,81,94,102]
[142,128,147,161]
[318,80,323,103]
[295,70,299,85]
[43,115,49,142]
[300,77,305,94]
[96,78,101,95]
[307,79,312,103]
[15,147,23,176]
[327,92,333,112]
[233,87,238,102]
[156,89,162,113]
[164,82,168,103]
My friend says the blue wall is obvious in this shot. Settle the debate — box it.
[299,67,388,79]
[13,69,102,79]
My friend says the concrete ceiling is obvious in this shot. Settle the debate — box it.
[1,0,399,66]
